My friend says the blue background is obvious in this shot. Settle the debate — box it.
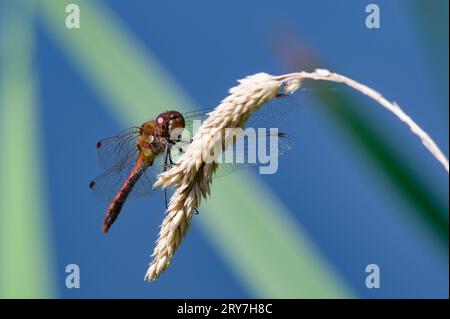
[1,0,448,298]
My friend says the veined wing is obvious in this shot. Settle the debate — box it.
[169,131,294,178]
[95,127,141,170]
[89,148,165,201]
[181,93,300,138]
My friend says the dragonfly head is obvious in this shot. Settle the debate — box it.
[155,111,185,139]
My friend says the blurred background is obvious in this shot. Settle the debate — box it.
[0,0,448,298]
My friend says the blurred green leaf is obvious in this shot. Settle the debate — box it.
[0,0,55,298]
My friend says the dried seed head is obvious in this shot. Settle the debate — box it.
[145,69,449,281]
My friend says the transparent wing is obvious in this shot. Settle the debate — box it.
[181,93,300,138]
[245,93,300,129]
[168,132,294,178]
[95,127,141,170]
[89,148,165,201]
[129,154,165,198]
[214,131,295,177]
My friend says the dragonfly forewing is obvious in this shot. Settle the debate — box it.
[90,144,165,201]
[96,127,141,170]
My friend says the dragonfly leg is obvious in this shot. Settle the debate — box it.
[162,143,170,210]
[164,188,168,209]
[163,143,170,171]
[168,145,175,165]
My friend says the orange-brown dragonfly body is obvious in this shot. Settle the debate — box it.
[90,112,185,232]
[90,94,298,233]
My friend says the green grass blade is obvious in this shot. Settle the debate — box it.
[0,0,55,298]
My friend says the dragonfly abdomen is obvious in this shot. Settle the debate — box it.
[102,162,146,233]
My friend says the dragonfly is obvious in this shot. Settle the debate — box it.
[89,93,299,233]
